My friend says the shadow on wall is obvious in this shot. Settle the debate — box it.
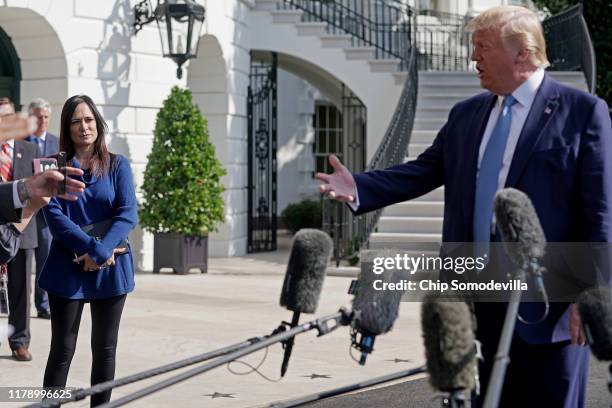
[96,1,143,267]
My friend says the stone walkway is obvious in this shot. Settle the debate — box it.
[0,240,425,408]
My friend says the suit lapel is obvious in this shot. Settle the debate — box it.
[462,93,497,233]
[12,141,25,180]
[504,74,560,188]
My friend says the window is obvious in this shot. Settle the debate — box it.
[313,102,343,174]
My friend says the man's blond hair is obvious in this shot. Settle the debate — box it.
[466,5,550,69]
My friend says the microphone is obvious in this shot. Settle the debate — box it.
[577,286,612,361]
[350,265,405,365]
[482,189,548,408]
[493,188,546,265]
[278,229,332,377]
[421,293,477,406]
[494,188,549,318]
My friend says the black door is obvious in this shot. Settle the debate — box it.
[247,53,278,253]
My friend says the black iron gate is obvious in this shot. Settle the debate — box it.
[322,85,367,264]
[247,53,278,253]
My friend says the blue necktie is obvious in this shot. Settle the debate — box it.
[473,95,517,246]
[34,138,44,156]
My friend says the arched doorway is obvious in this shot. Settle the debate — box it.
[0,26,21,108]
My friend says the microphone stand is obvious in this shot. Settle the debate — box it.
[482,266,527,408]
[28,310,353,408]
[268,365,426,408]
[97,309,353,408]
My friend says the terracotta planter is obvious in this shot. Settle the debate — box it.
[153,233,208,274]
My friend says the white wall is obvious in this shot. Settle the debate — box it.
[276,68,320,216]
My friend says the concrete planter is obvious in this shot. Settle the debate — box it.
[153,233,208,275]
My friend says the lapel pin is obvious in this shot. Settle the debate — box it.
[544,107,552,115]
[16,152,22,159]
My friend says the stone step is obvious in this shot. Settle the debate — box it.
[369,233,442,250]
[414,187,444,201]
[413,117,448,130]
[320,34,352,48]
[296,21,328,36]
[383,201,444,217]
[411,130,439,143]
[415,106,453,118]
[255,0,278,12]
[408,143,432,157]
[344,47,376,61]
[271,9,303,24]
[377,216,443,233]
[369,59,401,73]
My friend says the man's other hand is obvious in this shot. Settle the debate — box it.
[314,154,357,203]
[569,303,586,346]
[0,114,29,142]
[24,167,86,202]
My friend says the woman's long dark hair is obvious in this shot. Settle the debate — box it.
[59,95,111,177]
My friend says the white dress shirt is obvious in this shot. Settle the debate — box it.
[477,68,545,189]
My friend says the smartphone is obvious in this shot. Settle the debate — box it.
[57,151,67,195]
[32,158,58,174]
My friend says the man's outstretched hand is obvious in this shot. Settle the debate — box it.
[24,167,86,202]
[314,154,357,203]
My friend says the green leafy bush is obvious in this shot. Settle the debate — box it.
[281,200,322,234]
[139,86,226,236]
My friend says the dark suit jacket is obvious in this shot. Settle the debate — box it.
[0,182,21,223]
[11,140,38,249]
[353,74,612,343]
[25,132,59,158]
[0,223,21,264]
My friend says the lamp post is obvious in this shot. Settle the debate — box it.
[134,0,206,79]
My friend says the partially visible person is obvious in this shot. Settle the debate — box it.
[0,112,28,143]
[0,97,15,116]
[26,98,59,320]
[0,169,86,223]
[1,197,50,264]
[317,6,611,408]
[0,97,39,362]
[40,95,137,407]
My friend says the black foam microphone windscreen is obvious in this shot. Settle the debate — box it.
[279,228,333,314]
[493,188,546,266]
[352,267,404,336]
[577,286,612,361]
[350,266,407,365]
[421,293,476,392]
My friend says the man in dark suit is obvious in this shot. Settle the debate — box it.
[25,98,59,319]
[3,136,39,361]
[317,5,611,407]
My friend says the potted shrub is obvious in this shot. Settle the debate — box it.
[281,199,322,234]
[139,86,226,274]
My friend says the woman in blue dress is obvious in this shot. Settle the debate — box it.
[39,95,138,406]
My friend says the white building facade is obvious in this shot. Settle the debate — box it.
[0,0,516,270]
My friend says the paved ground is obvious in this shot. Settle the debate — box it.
[0,236,426,408]
[0,234,610,407]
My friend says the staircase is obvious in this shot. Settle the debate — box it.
[252,0,410,145]
[369,70,589,254]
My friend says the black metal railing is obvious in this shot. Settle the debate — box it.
[542,4,596,93]
[279,0,414,69]
[323,46,418,265]
[416,9,472,71]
